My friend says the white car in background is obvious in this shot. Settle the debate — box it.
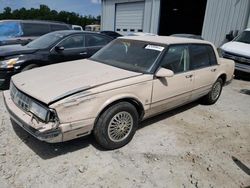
[72,25,83,31]
[220,28,250,74]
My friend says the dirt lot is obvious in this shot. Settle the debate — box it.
[0,79,249,188]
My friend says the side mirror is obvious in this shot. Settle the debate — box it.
[155,68,174,78]
[226,31,234,41]
[55,46,65,52]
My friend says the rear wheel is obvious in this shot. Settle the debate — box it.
[201,78,223,105]
[94,102,139,150]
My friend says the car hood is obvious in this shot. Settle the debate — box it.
[221,41,250,58]
[0,44,38,57]
[12,59,142,104]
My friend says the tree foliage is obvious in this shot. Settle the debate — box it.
[0,5,100,27]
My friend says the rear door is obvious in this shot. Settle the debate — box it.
[189,44,219,100]
[150,44,195,115]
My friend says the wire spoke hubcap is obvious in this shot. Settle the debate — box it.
[212,82,221,101]
[108,111,133,142]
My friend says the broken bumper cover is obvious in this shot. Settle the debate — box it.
[3,91,94,143]
[4,90,62,143]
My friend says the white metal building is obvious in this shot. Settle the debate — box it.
[101,0,250,46]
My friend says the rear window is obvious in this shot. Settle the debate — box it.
[22,23,50,36]
[0,21,23,37]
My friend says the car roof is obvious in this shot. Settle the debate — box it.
[120,35,212,45]
[170,33,204,39]
[0,19,68,25]
[50,30,113,38]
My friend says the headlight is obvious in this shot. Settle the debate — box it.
[0,58,19,68]
[30,102,50,122]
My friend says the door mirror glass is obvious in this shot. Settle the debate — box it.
[55,46,65,52]
[155,68,174,78]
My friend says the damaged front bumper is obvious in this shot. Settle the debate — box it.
[4,90,63,143]
[3,91,94,143]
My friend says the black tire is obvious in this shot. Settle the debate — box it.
[21,64,38,72]
[201,78,223,105]
[94,102,139,150]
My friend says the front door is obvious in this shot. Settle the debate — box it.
[150,44,194,115]
[50,34,88,63]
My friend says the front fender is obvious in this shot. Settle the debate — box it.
[95,93,145,118]
[50,81,152,123]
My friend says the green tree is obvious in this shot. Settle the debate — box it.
[0,5,100,27]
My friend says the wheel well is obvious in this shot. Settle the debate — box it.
[95,98,145,125]
[218,74,227,85]
[21,61,39,69]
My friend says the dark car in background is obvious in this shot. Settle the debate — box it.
[100,31,122,39]
[0,30,113,89]
[0,20,72,46]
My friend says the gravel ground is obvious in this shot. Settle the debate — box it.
[0,79,249,188]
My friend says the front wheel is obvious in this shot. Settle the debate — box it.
[21,64,38,72]
[201,78,223,105]
[94,102,139,150]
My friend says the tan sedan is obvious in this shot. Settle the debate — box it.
[3,36,235,149]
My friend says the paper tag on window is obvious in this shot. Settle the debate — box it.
[145,45,164,51]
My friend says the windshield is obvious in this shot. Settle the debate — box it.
[0,21,23,38]
[90,39,164,73]
[234,31,250,44]
[26,32,65,49]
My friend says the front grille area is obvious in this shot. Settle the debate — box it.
[223,51,250,65]
[10,82,32,113]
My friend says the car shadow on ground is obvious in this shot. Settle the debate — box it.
[234,71,250,81]
[232,156,250,176]
[11,102,199,160]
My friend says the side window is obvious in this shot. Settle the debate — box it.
[86,34,110,47]
[51,24,69,31]
[60,35,84,49]
[160,45,190,74]
[207,46,218,65]
[22,23,50,36]
[190,45,216,70]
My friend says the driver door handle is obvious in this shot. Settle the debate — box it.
[211,68,217,72]
[185,74,193,78]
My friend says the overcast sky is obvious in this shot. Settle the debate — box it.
[0,0,101,16]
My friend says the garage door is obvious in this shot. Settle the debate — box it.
[115,2,145,34]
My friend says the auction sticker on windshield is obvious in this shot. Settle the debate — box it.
[145,45,164,52]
